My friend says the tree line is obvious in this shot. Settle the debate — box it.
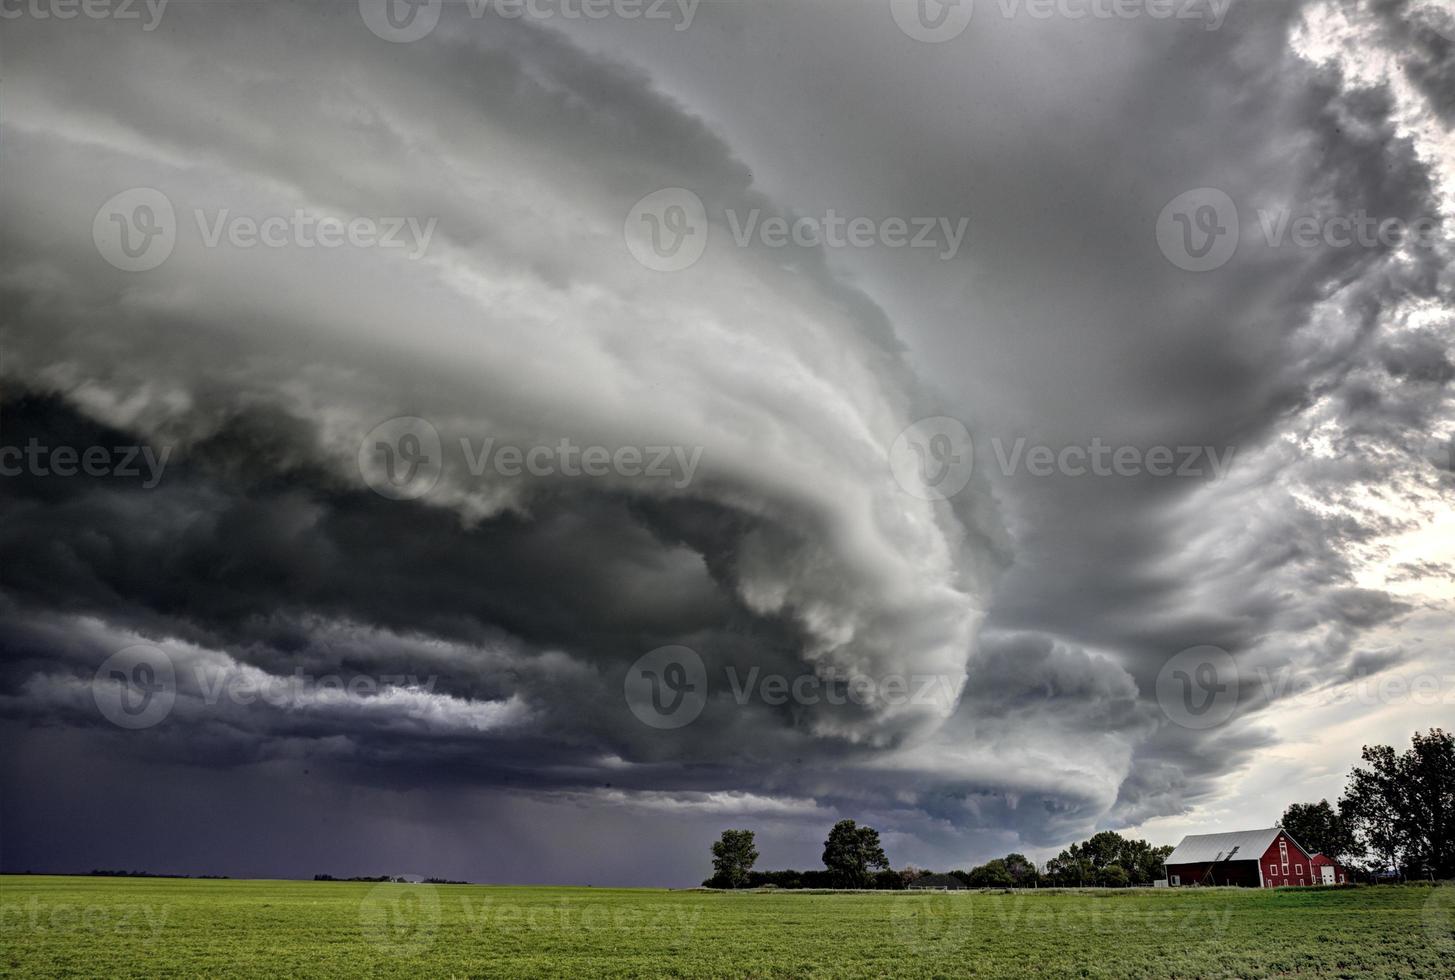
[706,729,1452,889]
[1278,728,1452,879]
[706,820,897,889]
[706,821,1171,890]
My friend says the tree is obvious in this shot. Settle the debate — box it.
[709,829,759,889]
[967,859,1015,887]
[1118,840,1173,885]
[872,869,904,890]
[821,819,889,888]
[1340,729,1454,878]
[898,865,930,888]
[1044,843,1093,887]
[1082,832,1124,870]
[1043,833,1170,886]
[1279,800,1357,866]
[1002,853,1040,888]
[1097,864,1129,888]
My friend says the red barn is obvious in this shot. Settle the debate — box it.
[1308,852,1350,885]
[1164,827,1326,887]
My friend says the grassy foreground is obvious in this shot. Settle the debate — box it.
[1,875,1452,978]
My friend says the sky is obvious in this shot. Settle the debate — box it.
[0,0,1452,886]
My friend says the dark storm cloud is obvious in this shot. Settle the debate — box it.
[1,0,1452,882]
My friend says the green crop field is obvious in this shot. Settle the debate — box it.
[1,876,1451,978]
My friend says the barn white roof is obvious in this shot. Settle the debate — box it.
[1165,828,1281,865]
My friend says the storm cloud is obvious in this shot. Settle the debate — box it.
[1,0,1451,883]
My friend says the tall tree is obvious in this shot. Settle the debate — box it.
[709,829,759,889]
[1278,800,1357,865]
[1082,832,1124,870]
[1002,853,1039,887]
[821,819,889,888]
[1045,842,1093,886]
[1340,729,1454,878]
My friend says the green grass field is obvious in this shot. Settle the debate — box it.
[2,876,1452,978]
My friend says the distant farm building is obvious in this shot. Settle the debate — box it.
[1164,828,1346,887]
[907,873,965,890]
[1308,852,1350,886]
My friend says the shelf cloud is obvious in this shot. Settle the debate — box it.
[1,0,1451,882]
